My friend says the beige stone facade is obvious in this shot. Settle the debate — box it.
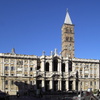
[0,11,100,95]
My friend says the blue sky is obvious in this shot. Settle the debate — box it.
[0,0,100,59]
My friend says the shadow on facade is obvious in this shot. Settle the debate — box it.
[14,81,78,98]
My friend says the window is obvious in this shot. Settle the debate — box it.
[66,37,69,41]
[45,62,49,71]
[11,74,14,76]
[62,63,65,72]
[11,80,14,85]
[5,66,8,70]
[94,82,96,85]
[70,37,73,41]
[5,80,8,85]
[30,67,33,71]
[53,58,58,71]
[69,61,72,71]
[90,81,92,86]
[11,66,14,71]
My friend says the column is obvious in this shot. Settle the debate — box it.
[2,58,4,76]
[66,80,69,91]
[42,80,45,92]
[28,60,29,76]
[83,81,85,90]
[9,60,10,76]
[22,60,24,77]
[58,80,62,90]
[50,80,53,91]
[65,61,68,73]
[2,79,5,92]
[73,80,76,90]
[89,64,90,78]
[9,80,10,93]
[97,80,99,89]
[41,58,45,71]
[49,60,53,72]
[15,59,17,76]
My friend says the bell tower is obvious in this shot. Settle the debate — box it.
[61,10,74,58]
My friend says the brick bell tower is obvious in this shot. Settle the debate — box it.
[61,10,74,58]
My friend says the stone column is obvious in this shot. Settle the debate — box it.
[9,60,10,76]
[2,79,5,92]
[15,59,17,76]
[73,80,76,90]
[66,80,69,91]
[49,60,53,72]
[50,80,53,91]
[2,58,4,76]
[22,60,24,77]
[83,81,85,90]
[65,61,68,73]
[42,80,45,92]
[28,60,29,76]
[41,58,45,71]
[58,79,62,90]
[9,80,10,93]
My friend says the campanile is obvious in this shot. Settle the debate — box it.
[61,11,74,58]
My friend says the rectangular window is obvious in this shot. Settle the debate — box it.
[5,66,9,70]
[30,67,33,71]
[5,80,8,85]
[94,82,96,85]
[11,80,14,85]
[90,81,92,86]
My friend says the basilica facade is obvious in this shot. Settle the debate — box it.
[0,11,100,95]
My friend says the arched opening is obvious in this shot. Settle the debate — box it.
[53,59,58,71]
[69,61,72,71]
[45,62,49,71]
[62,63,65,72]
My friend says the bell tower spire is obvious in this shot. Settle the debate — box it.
[64,9,72,24]
[61,10,75,58]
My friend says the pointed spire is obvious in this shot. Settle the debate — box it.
[64,9,72,24]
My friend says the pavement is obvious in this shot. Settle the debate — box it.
[9,96,44,100]
[9,94,99,100]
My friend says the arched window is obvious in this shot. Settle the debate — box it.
[53,59,58,71]
[69,61,72,71]
[62,63,65,72]
[66,37,69,41]
[70,37,73,41]
[45,62,49,71]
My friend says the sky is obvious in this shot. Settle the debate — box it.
[0,0,100,59]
